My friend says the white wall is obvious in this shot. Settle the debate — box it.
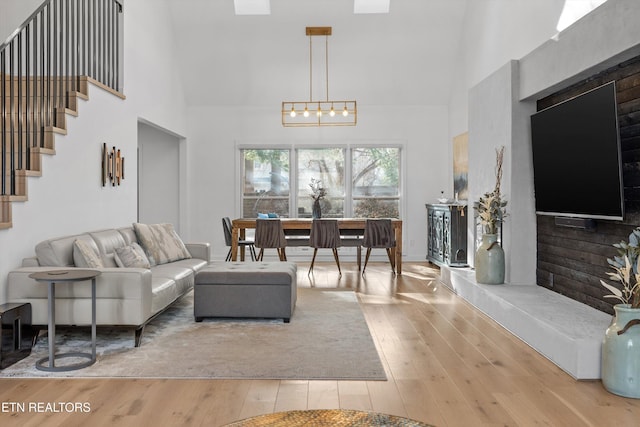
[448,0,565,138]
[0,0,43,42]
[137,122,182,233]
[0,0,188,304]
[186,105,450,261]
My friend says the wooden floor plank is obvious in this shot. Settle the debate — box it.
[274,380,308,412]
[395,379,447,427]
[238,380,279,420]
[337,381,373,411]
[307,380,339,409]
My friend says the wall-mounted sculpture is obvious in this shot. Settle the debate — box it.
[102,143,125,187]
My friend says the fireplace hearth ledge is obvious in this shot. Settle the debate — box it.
[440,266,611,380]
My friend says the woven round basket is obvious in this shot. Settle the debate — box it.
[223,409,435,427]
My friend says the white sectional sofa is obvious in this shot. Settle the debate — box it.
[6,224,210,346]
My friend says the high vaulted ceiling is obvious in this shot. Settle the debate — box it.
[165,0,469,107]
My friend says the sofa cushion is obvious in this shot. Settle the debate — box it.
[151,264,195,296]
[150,276,179,315]
[117,227,138,245]
[89,229,128,267]
[133,223,191,266]
[36,233,91,267]
[73,239,104,268]
[114,243,151,269]
[169,258,209,273]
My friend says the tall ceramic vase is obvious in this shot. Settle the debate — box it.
[475,234,505,284]
[602,304,640,398]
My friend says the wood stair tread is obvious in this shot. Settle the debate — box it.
[44,126,67,135]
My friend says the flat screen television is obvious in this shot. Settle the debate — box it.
[530,81,624,221]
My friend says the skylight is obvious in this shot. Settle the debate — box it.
[354,0,390,14]
[556,0,607,32]
[234,0,270,16]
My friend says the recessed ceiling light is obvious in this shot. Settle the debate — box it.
[354,0,390,14]
[234,0,270,15]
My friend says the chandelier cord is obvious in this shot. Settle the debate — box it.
[326,35,330,102]
[309,35,313,102]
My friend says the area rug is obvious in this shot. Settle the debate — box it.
[0,288,386,380]
[223,409,434,426]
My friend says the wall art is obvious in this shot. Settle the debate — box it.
[102,142,125,187]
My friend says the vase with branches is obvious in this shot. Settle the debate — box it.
[474,146,507,284]
[309,178,326,218]
[600,227,640,398]
[476,146,508,235]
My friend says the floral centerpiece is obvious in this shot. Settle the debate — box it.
[600,227,640,398]
[309,178,326,218]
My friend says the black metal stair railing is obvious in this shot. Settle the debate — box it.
[0,0,123,199]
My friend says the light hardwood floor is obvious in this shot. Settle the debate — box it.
[1,261,640,427]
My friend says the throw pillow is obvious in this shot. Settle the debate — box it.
[114,243,151,269]
[73,239,104,268]
[132,223,191,266]
[257,213,269,218]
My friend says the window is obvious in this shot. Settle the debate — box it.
[297,148,345,218]
[352,147,400,218]
[240,149,290,218]
[556,0,607,32]
[239,145,401,218]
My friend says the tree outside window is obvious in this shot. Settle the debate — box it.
[352,147,400,218]
[241,149,290,217]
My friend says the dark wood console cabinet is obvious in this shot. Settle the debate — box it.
[426,203,468,267]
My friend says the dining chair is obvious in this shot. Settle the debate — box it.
[254,218,287,261]
[309,219,342,275]
[362,219,396,275]
[222,217,256,261]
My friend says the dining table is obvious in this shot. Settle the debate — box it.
[231,218,403,275]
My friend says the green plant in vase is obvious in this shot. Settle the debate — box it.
[474,146,508,284]
[600,227,640,398]
[600,227,640,308]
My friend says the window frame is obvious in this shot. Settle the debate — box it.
[236,142,405,219]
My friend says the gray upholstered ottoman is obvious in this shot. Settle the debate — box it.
[194,262,297,322]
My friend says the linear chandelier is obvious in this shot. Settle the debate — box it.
[282,27,357,127]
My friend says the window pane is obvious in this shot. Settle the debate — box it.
[297,148,345,218]
[241,149,290,217]
[352,147,400,218]
[352,148,400,196]
[353,199,399,218]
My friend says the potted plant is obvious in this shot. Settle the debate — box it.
[474,146,508,284]
[600,227,640,398]
[309,178,326,219]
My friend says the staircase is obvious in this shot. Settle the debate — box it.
[1,0,124,229]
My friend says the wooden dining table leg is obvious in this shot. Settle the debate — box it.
[231,225,240,261]
[395,225,403,275]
